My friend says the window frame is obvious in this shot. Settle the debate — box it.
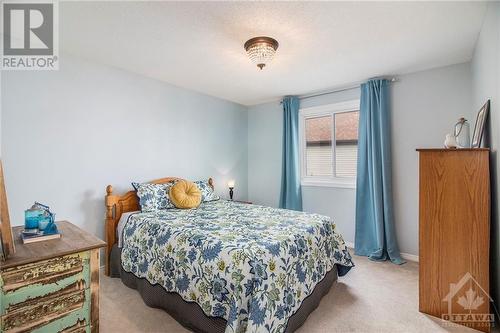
[299,100,360,189]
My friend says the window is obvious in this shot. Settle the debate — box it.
[299,100,359,188]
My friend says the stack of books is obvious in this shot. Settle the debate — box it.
[21,229,61,244]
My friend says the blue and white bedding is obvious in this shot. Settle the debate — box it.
[121,200,353,333]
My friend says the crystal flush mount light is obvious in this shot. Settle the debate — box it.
[244,36,279,70]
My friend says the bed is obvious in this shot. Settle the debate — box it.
[104,177,353,333]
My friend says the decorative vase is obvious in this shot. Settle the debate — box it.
[454,117,470,148]
[24,207,41,230]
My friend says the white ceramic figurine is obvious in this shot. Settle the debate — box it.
[444,133,457,148]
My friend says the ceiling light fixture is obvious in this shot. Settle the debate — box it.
[244,36,279,70]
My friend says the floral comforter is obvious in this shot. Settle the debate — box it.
[121,200,353,333]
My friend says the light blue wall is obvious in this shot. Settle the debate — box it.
[247,101,283,208]
[248,63,473,256]
[1,55,248,242]
[471,1,500,315]
[391,63,472,256]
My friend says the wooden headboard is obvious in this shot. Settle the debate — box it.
[104,177,213,276]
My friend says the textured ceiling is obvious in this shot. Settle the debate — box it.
[61,1,487,106]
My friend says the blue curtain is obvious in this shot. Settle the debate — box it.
[355,79,404,264]
[279,96,302,211]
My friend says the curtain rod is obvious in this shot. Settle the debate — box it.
[281,77,398,104]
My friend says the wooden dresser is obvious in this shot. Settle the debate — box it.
[418,149,490,332]
[0,221,106,333]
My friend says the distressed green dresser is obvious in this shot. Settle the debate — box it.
[0,221,106,333]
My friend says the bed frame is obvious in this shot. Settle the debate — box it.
[104,177,214,276]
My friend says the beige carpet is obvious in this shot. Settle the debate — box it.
[100,254,489,333]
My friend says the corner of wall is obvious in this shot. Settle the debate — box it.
[469,1,500,323]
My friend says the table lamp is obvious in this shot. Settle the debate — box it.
[228,180,235,200]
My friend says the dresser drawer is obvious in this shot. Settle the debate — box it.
[0,252,90,313]
[0,251,92,333]
[1,282,90,332]
[1,252,89,293]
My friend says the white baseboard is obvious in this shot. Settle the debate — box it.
[344,241,419,262]
[400,252,419,262]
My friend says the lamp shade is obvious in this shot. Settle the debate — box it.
[228,180,235,188]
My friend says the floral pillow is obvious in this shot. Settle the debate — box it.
[193,180,220,202]
[132,182,176,212]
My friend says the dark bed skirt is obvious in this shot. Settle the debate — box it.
[110,244,338,333]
